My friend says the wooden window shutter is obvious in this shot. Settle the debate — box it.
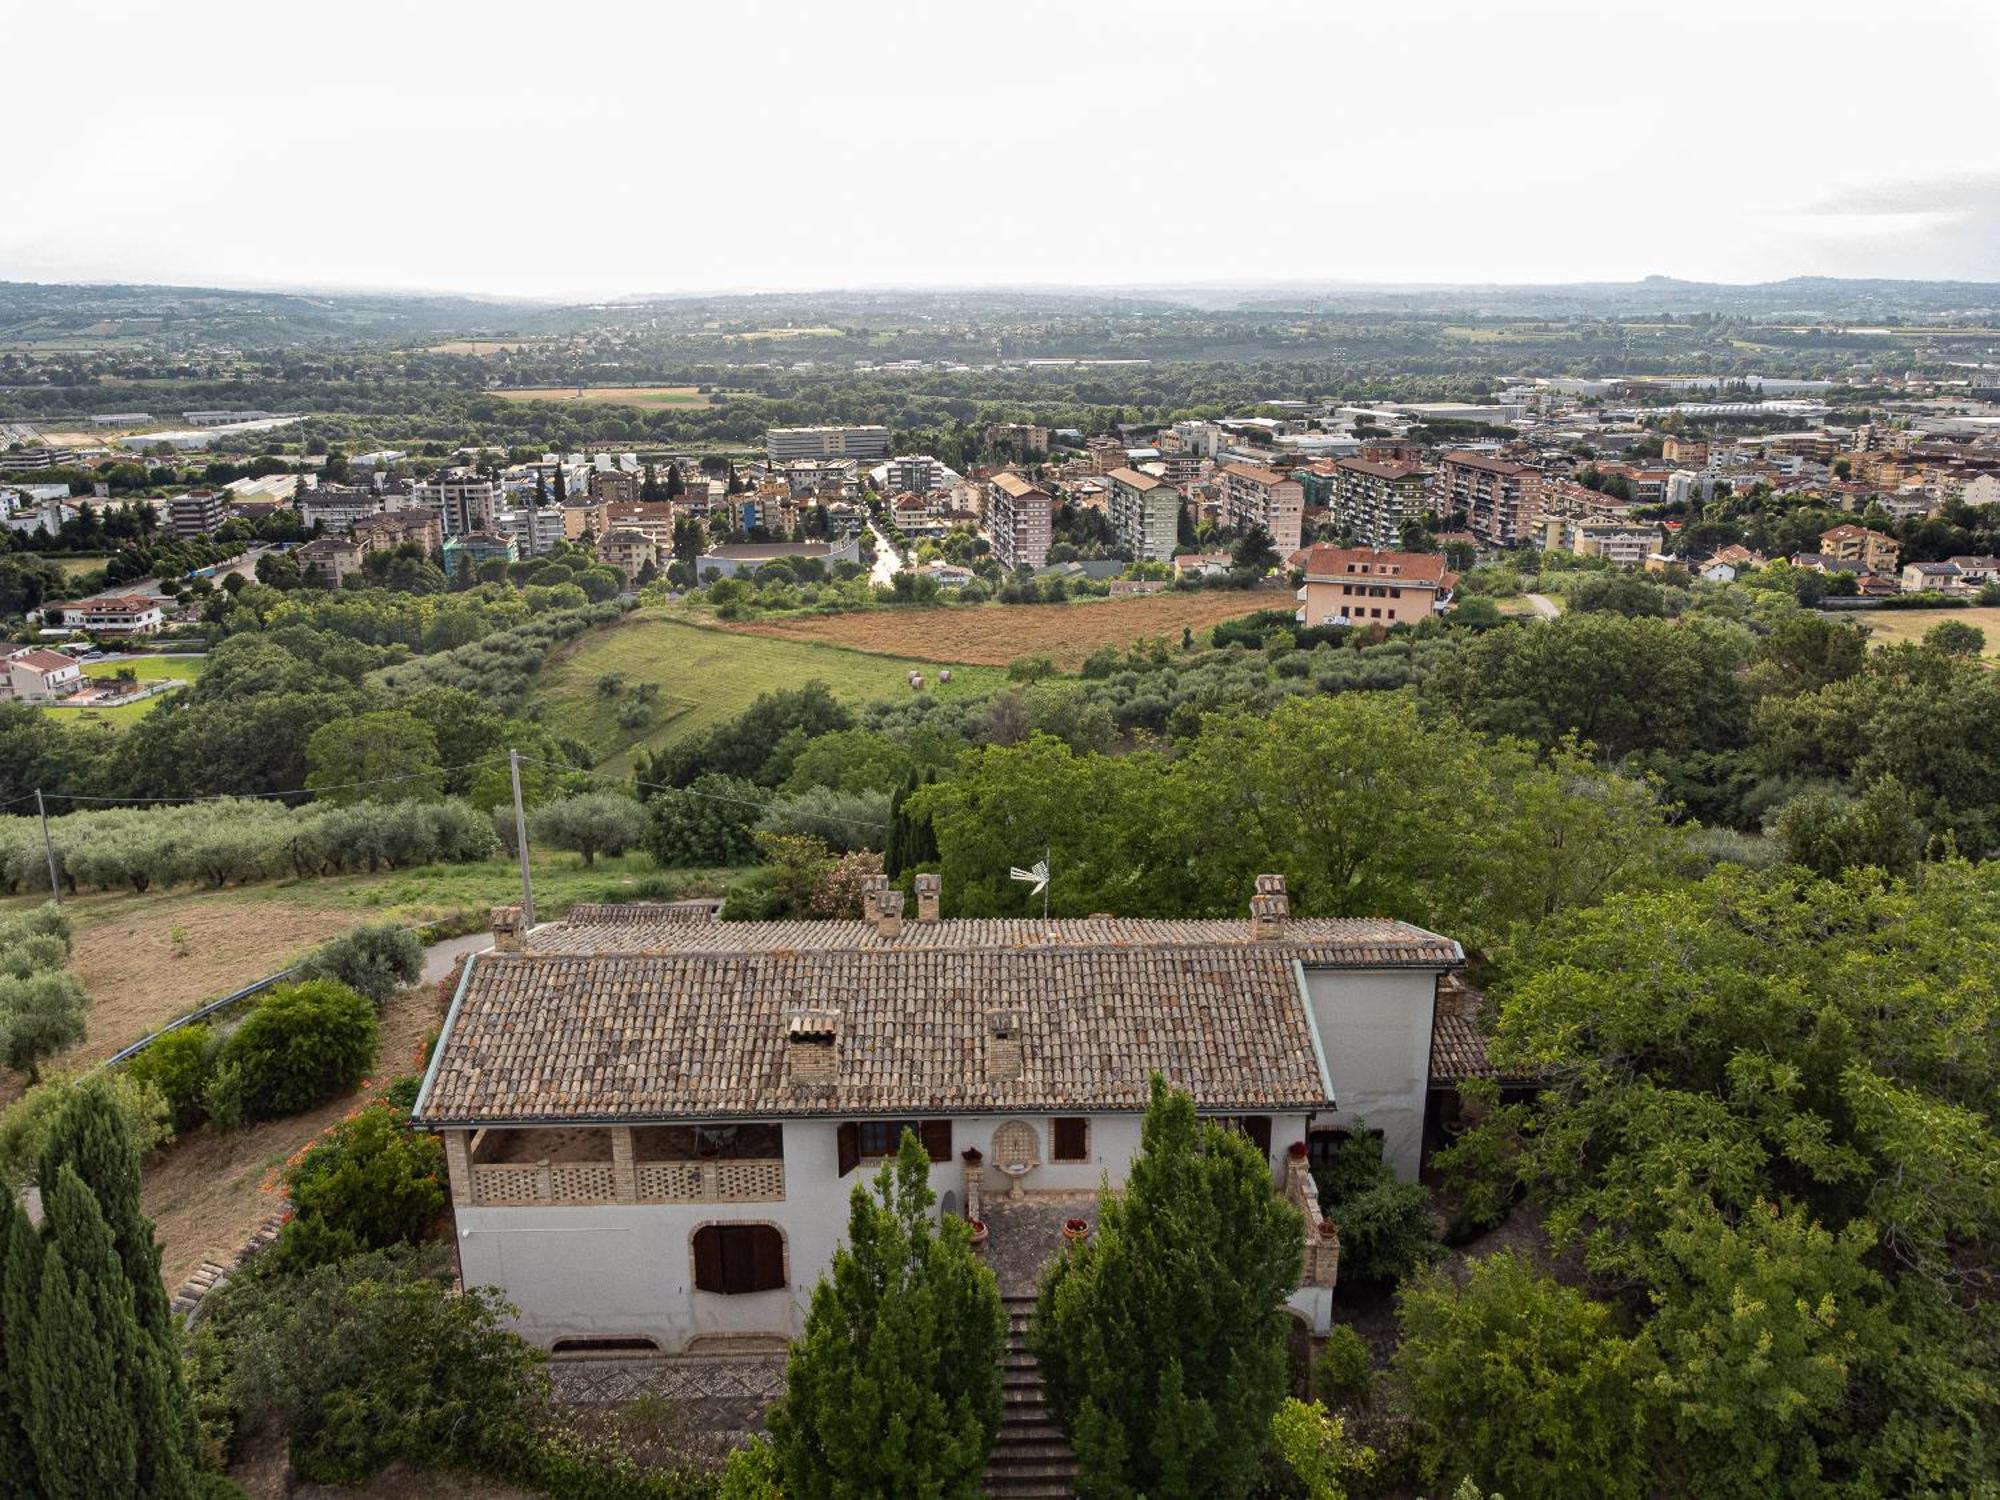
[1244,1116,1273,1157]
[748,1226,785,1292]
[692,1227,725,1293]
[837,1122,860,1177]
[1052,1117,1088,1162]
[919,1119,952,1163]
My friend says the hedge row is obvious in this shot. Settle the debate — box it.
[0,798,496,896]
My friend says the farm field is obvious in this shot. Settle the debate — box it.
[1851,605,2000,663]
[423,339,547,355]
[535,612,1005,768]
[491,384,711,407]
[711,590,1277,670]
[52,555,112,578]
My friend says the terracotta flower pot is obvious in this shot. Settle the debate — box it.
[1062,1217,1091,1242]
[1288,1141,1309,1159]
[968,1218,989,1245]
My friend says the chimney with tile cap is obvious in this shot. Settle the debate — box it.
[491,904,524,953]
[914,872,942,923]
[1249,874,1289,940]
[873,886,906,939]
[859,873,890,919]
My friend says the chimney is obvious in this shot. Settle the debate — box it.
[787,1009,839,1084]
[1249,874,1289,941]
[914,872,942,923]
[859,874,890,920]
[873,887,906,939]
[490,904,524,954]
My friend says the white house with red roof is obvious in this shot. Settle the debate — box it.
[5,647,85,703]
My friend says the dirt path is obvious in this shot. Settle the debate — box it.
[143,980,441,1288]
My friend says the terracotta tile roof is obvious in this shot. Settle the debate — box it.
[527,912,1458,963]
[1333,457,1425,481]
[1429,1009,1500,1082]
[416,915,1461,1125]
[1296,546,1449,586]
[1106,466,1171,490]
[1220,462,1293,487]
[989,471,1047,499]
[1441,452,1532,476]
[10,648,79,671]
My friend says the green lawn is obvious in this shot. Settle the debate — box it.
[533,612,1006,771]
[53,556,111,579]
[48,653,206,730]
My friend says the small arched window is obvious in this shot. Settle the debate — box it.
[692,1223,785,1295]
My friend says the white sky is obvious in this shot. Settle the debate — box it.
[8,0,2000,300]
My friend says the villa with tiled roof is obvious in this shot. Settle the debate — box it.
[414,875,1467,1354]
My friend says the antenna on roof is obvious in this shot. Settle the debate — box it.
[509,748,536,929]
[1009,848,1051,920]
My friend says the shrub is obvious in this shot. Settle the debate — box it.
[1314,1324,1373,1411]
[193,1248,548,1485]
[530,791,648,867]
[1316,1132,1439,1288]
[275,1104,446,1269]
[126,1023,215,1130]
[296,923,424,1006]
[212,980,378,1122]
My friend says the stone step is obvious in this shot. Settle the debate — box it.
[993,1433,1071,1457]
[982,1482,1076,1499]
[983,1460,1079,1484]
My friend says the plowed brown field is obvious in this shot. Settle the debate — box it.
[712,591,1279,669]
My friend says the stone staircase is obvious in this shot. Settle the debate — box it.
[983,1294,1077,1498]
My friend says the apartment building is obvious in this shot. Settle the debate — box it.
[765,426,891,461]
[985,422,1052,455]
[1329,458,1430,549]
[1294,546,1454,628]
[1436,453,1542,548]
[412,468,500,538]
[297,484,386,535]
[603,501,677,546]
[165,489,229,540]
[48,594,165,636]
[411,878,1466,1353]
[296,536,365,588]
[883,455,947,495]
[597,528,658,581]
[984,471,1055,571]
[588,469,642,505]
[350,509,444,557]
[1818,524,1900,574]
[1218,462,1303,556]
[494,506,567,559]
[1105,467,1179,563]
[1567,520,1664,567]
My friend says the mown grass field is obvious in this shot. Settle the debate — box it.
[1852,606,2000,664]
[534,612,1005,770]
[45,652,205,729]
[491,384,711,407]
[712,590,1277,670]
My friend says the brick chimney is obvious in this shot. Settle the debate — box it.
[914,872,942,923]
[859,873,890,919]
[873,887,906,939]
[1249,874,1289,940]
[491,904,524,953]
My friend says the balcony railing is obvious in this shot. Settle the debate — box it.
[468,1158,784,1207]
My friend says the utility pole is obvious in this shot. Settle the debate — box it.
[35,790,60,904]
[509,750,535,929]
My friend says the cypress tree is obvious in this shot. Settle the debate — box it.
[665,461,685,499]
[770,1131,1004,1497]
[26,1168,140,1500]
[553,464,568,505]
[34,1088,197,1499]
[0,1197,43,1500]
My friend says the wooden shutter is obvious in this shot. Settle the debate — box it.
[747,1226,785,1292]
[1244,1116,1273,1157]
[692,1227,725,1293]
[919,1119,952,1163]
[837,1121,860,1178]
[1052,1117,1088,1162]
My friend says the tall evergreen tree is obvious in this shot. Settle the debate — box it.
[641,463,660,502]
[26,1088,197,1499]
[25,1167,141,1500]
[553,464,568,505]
[769,1130,1004,1498]
[665,461,685,499]
[1032,1077,1303,1499]
[0,1197,43,1500]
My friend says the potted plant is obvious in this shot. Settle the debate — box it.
[1288,1140,1309,1160]
[967,1217,989,1246]
[961,1146,983,1164]
[1062,1217,1091,1243]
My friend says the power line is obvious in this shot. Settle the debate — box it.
[29,753,512,808]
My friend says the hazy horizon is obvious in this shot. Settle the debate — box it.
[10,0,2000,300]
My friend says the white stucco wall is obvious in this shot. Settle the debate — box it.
[1301,967,1438,1180]
[458,1109,1312,1351]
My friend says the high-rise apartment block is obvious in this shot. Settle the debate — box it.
[765,426,891,461]
[1437,453,1542,547]
[1219,462,1304,556]
[984,471,1054,571]
[1106,467,1180,563]
[1330,458,1430,550]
